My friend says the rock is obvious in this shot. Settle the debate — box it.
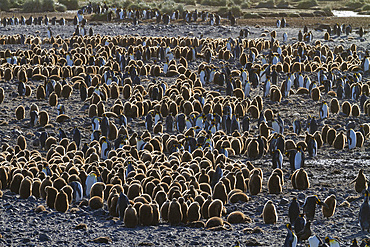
[39,233,51,242]
[279,198,289,205]
[34,205,46,213]
[74,223,88,230]
[89,237,112,244]
[245,238,262,246]
[298,193,306,201]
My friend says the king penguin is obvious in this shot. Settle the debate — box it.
[283,223,297,247]
[70,181,83,202]
[85,172,97,197]
[72,127,81,149]
[101,136,110,160]
[359,190,370,232]
[347,128,357,150]
[319,101,329,120]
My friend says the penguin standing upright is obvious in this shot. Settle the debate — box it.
[307,136,317,157]
[72,127,81,149]
[101,137,110,160]
[176,113,186,133]
[347,128,357,150]
[283,223,297,247]
[85,172,97,197]
[100,116,109,137]
[117,192,130,221]
[272,149,283,169]
[145,113,153,132]
[288,197,300,225]
[303,195,326,221]
[47,26,52,39]
[293,119,301,135]
[70,181,83,202]
[30,110,39,127]
[319,101,329,120]
[166,114,174,132]
[359,190,370,232]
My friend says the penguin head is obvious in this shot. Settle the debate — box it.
[286,223,292,230]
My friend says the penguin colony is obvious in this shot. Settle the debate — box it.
[0,7,369,245]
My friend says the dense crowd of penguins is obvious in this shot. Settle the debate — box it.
[0,6,370,246]
[0,2,237,29]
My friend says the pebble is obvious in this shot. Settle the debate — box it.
[298,193,306,200]
[39,233,51,242]
[279,198,289,205]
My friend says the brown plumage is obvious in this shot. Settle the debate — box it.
[322,194,336,218]
[262,200,277,224]
[350,169,368,193]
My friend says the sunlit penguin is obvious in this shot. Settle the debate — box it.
[364,57,370,72]
[66,52,73,66]
[186,117,193,130]
[283,32,288,43]
[92,116,100,131]
[347,128,357,150]
[293,119,301,135]
[85,172,97,197]
[70,181,83,202]
[195,114,205,130]
[125,161,134,181]
[166,114,174,132]
[47,26,52,39]
[325,236,340,247]
[56,104,65,115]
[119,114,127,127]
[100,116,110,137]
[263,79,271,98]
[154,112,162,125]
[72,127,81,149]
[117,192,130,221]
[272,149,283,169]
[288,147,304,172]
[210,120,217,134]
[211,165,223,188]
[30,110,39,127]
[359,190,370,232]
[145,113,153,132]
[283,223,297,247]
[136,136,145,151]
[176,114,186,133]
[42,163,52,176]
[101,137,110,160]
[308,235,323,247]
[307,137,317,157]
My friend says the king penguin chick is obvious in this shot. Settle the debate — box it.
[322,194,336,219]
[262,200,277,224]
[350,169,368,193]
